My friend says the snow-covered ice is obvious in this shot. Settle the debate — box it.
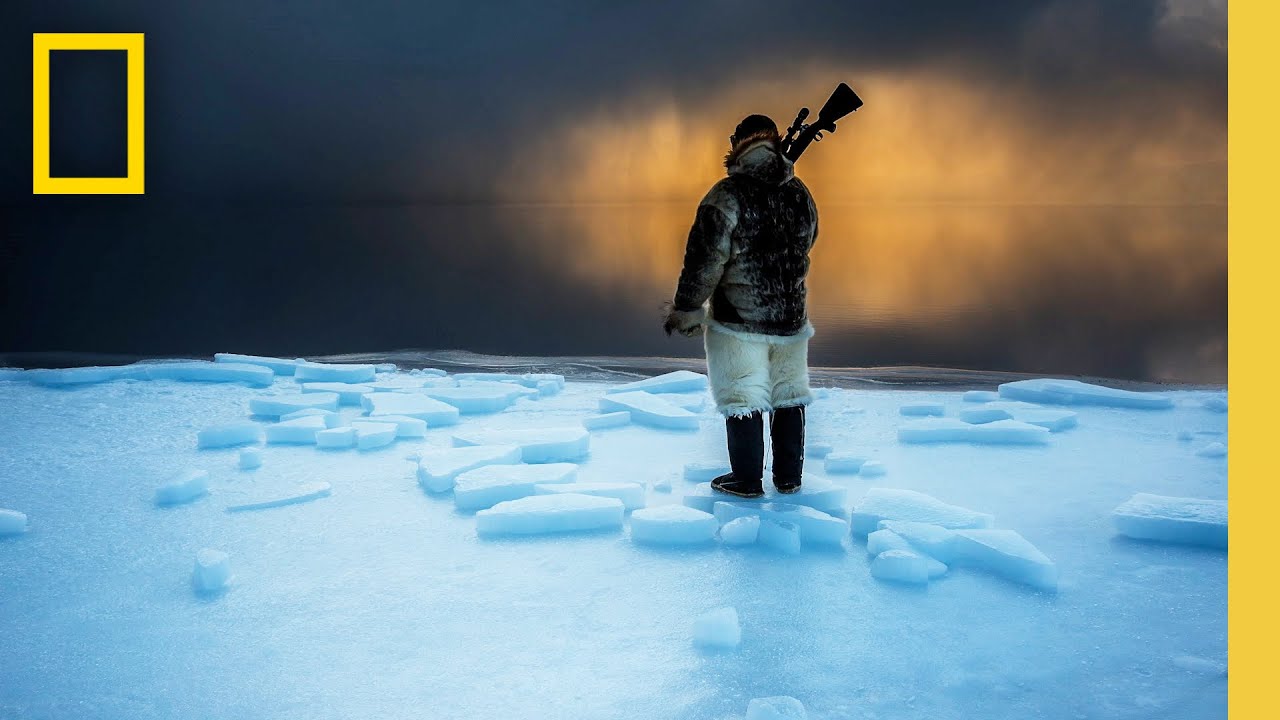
[598,391,700,430]
[451,426,590,463]
[852,488,995,536]
[476,494,624,536]
[746,696,808,720]
[197,421,264,449]
[692,606,741,649]
[154,469,210,506]
[225,481,332,512]
[250,392,339,418]
[1112,493,1228,549]
[192,548,231,594]
[0,363,1227,718]
[0,509,28,535]
[630,505,718,544]
[417,445,523,493]
[452,463,579,511]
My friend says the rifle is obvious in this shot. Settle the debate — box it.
[780,83,864,162]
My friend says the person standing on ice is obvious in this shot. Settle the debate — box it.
[664,114,818,498]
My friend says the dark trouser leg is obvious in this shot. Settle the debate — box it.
[770,405,805,493]
[711,411,765,498]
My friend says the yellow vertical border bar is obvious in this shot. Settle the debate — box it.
[31,33,144,195]
[1230,2,1275,717]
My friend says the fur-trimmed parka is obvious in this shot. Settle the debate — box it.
[671,133,819,338]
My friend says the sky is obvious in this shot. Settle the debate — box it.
[1,1,1228,381]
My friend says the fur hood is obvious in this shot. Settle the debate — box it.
[724,132,794,186]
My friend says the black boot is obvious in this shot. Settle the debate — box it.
[771,405,805,494]
[711,411,765,498]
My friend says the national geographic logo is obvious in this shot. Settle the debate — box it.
[32,33,144,194]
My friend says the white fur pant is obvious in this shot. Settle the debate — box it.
[704,321,813,417]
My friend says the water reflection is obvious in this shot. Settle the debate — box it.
[494,202,1226,382]
[4,202,1224,383]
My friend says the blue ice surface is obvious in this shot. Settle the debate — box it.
[604,370,708,395]
[214,352,299,375]
[293,360,376,384]
[630,505,718,545]
[1112,493,1228,549]
[998,377,1175,409]
[420,385,526,414]
[0,366,1227,719]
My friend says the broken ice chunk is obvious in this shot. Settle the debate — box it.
[583,411,631,431]
[746,696,808,720]
[758,519,801,554]
[192,548,230,593]
[0,509,28,536]
[998,378,1173,409]
[316,426,356,449]
[1202,396,1228,413]
[250,392,340,418]
[692,606,741,650]
[605,370,708,395]
[953,528,1058,591]
[420,385,524,414]
[963,390,1000,403]
[536,482,645,511]
[238,447,262,470]
[851,488,994,536]
[900,401,945,417]
[451,427,589,463]
[351,421,397,450]
[871,549,930,585]
[876,520,958,562]
[898,417,1050,445]
[865,530,947,578]
[155,470,210,506]
[476,494,624,536]
[712,502,847,547]
[1112,493,1227,549]
[363,393,460,426]
[453,463,579,511]
[805,442,833,459]
[279,407,338,423]
[682,480,846,516]
[198,422,264,449]
[824,452,868,474]
[360,415,427,438]
[214,352,298,375]
[294,360,376,384]
[859,460,887,477]
[417,445,523,493]
[719,516,760,545]
[265,415,327,444]
[598,391,700,431]
[683,462,730,483]
[630,505,718,544]
[300,382,372,406]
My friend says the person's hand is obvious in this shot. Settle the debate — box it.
[663,304,706,337]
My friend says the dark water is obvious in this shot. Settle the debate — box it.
[2,202,1225,383]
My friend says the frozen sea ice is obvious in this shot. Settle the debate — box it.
[476,494,624,536]
[692,606,741,650]
[192,549,230,594]
[630,505,718,544]
[155,470,210,506]
[0,509,28,536]
[1112,493,1227,549]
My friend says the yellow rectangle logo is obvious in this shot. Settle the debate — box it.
[32,33,144,195]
